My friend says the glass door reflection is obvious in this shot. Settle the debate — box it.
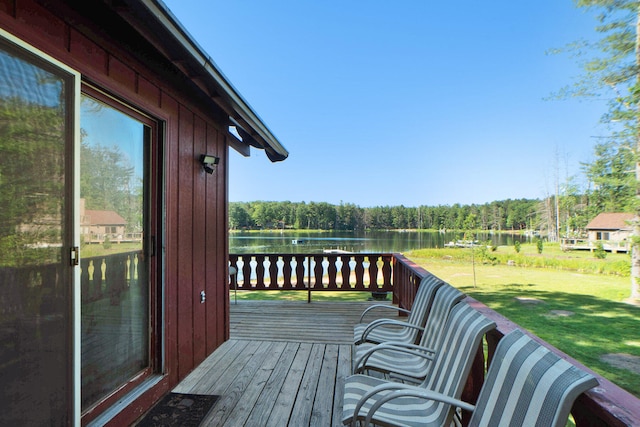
[79,95,150,411]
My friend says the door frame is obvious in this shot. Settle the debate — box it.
[78,85,164,423]
[0,27,82,425]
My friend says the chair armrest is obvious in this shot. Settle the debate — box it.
[359,319,424,343]
[351,381,419,426]
[363,389,475,426]
[358,304,411,322]
[353,342,435,374]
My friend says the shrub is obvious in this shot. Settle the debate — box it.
[536,238,543,254]
[514,241,521,253]
[594,241,607,259]
[478,241,498,264]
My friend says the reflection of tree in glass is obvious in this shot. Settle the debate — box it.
[0,50,64,106]
[80,142,142,233]
[0,97,65,266]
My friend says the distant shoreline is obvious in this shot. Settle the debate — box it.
[229,228,531,235]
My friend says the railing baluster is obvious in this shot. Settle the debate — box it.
[367,255,379,291]
[268,255,279,289]
[255,255,265,289]
[282,255,293,288]
[340,255,351,289]
[294,255,306,289]
[241,256,252,289]
[382,254,392,290]
[327,256,337,289]
[229,253,400,293]
[229,254,239,289]
[312,255,324,289]
[354,255,365,289]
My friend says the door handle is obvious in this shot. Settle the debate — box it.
[70,246,79,266]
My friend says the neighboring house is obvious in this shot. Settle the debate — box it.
[82,209,126,237]
[576,212,635,253]
[586,212,634,243]
[0,1,288,425]
[80,199,128,243]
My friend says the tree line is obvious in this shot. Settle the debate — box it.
[229,199,536,232]
[231,132,636,235]
[228,193,620,237]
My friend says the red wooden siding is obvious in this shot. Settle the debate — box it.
[177,104,195,379]
[193,115,208,365]
[201,122,228,356]
[162,91,182,396]
[0,1,231,424]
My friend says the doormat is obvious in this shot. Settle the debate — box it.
[136,393,219,427]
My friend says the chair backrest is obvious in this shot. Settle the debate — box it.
[417,284,465,349]
[469,329,599,427]
[405,274,445,327]
[416,303,496,425]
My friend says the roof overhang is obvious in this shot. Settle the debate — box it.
[114,0,288,162]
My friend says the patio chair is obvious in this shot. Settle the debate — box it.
[343,303,496,427]
[354,274,445,346]
[353,285,465,382]
[344,329,598,427]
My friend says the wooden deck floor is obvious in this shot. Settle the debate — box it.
[173,300,396,427]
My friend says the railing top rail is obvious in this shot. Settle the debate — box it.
[392,252,430,278]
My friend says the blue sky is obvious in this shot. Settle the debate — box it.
[163,0,609,207]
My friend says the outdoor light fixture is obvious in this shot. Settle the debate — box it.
[200,154,219,174]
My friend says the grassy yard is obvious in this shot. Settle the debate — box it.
[406,244,640,398]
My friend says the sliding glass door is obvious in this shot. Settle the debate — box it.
[79,92,157,413]
[0,28,160,424]
[0,31,79,425]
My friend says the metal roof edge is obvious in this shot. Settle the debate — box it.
[139,0,288,161]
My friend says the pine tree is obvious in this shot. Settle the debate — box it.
[556,0,640,301]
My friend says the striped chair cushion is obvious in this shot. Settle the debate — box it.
[353,285,465,381]
[343,328,597,427]
[354,274,444,345]
[468,329,598,427]
[343,303,496,426]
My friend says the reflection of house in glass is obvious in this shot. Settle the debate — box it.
[80,199,141,243]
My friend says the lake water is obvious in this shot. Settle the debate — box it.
[230,230,530,254]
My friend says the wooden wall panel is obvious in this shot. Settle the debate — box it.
[15,0,66,51]
[204,123,215,354]
[69,28,109,75]
[205,124,222,353]
[0,0,15,16]
[69,28,108,75]
[192,115,207,364]
[219,131,230,343]
[138,76,160,109]
[176,104,195,379]
[160,92,180,386]
[108,55,137,95]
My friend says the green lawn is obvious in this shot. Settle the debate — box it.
[406,245,640,398]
